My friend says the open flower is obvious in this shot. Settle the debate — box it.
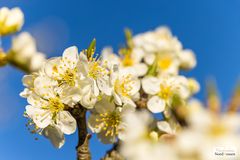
[175,102,240,160]
[45,46,80,87]
[0,7,24,36]
[110,65,140,107]
[101,47,148,77]
[120,111,178,160]
[88,96,133,144]
[155,52,180,76]
[142,76,189,113]
[25,76,77,136]
[77,50,111,108]
[20,67,46,98]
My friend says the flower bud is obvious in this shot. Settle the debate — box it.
[0,50,8,66]
[0,7,24,36]
[179,50,196,70]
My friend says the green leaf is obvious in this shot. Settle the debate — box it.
[124,28,133,48]
[87,38,96,60]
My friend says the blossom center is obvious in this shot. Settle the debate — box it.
[158,55,173,70]
[114,75,133,97]
[88,61,108,79]
[60,68,76,86]
[158,84,172,100]
[43,97,64,115]
[208,123,227,137]
[96,111,120,136]
[122,54,134,67]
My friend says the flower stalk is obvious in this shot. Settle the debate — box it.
[70,104,91,160]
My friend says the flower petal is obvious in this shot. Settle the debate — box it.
[44,57,62,79]
[97,76,112,96]
[26,105,52,128]
[95,96,115,113]
[147,96,165,113]
[56,111,77,135]
[142,77,160,95]
[157,121,173,134]
[62,46,79,69]
[133,63,148,77]
[42,125,65,149]
[34,76,57,99]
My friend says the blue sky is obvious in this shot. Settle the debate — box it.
[1,0,240,159]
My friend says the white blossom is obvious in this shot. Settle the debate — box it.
[10,32,46,72]
[142,76,190,113]
[88,96,134,144]
[25,76,77,135]
[110,65,140,108]
[77,50,111,109]
[101,47,147,77]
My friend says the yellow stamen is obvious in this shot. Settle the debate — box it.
[95,111,120,137]
[158,84,172,100]
[114,75,133,97]
[122,54,134,67]
[158,55,173,70]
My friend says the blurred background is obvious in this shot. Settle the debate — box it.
[1,0,240,159]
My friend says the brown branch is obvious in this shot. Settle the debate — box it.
[101,142,124,160]
[70,104,91,160]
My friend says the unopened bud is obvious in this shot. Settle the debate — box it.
[0,51,8,66]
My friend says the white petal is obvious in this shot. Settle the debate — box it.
[97,76,112,96]
[133,63,148,77]
[30,108,52,128]
[43,125,65,148]
[95,96,115,113]
[56,111,77,135]
[144,53,155,65]
[97,130,116,144]
[62,46,79,69]
[58,86,81,107]
[34,76,57,99]
[30,52,46,72]
[147,96,165,113]
[27,93,48,108]
[79,51,88,62]
[129,78,140,96]
[20,88,31,98]
[131,48,145,63]
[44,57,62,79]
[142,77,160,95]
[101,47,120,68]
[93,80,99,97]
[88,114,102,133]
[81,89,97,109]
[113,92,122,106]
[157,121,173,134]
[122,97,136,108]
[22,75,34,88]
[179,49,196,69]
[25,105,37,118]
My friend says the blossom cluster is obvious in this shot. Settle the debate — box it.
[0,7,46,72]
[20,45,140,147]
[2,5,240,160]
[20,24,199,149]
[120,100,240,160]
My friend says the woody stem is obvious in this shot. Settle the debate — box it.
[71,104,91,160]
